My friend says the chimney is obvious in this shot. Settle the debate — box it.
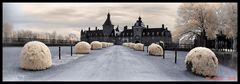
[88,27,90,31]
[147,25,149,29]
[162,24,164,28]
[124,26,128,31]
[166,27,168,30]
[95,27,97,30]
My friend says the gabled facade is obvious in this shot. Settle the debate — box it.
[81,13,172,46]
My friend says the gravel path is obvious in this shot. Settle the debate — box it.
[2,45,237,81]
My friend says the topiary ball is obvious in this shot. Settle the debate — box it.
[148,43,163,56]
[185,47,218,77]
[20,41,52,70]
[90,41,102,50]
[75,41,91,54]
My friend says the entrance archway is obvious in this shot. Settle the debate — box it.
[135,41,140,43]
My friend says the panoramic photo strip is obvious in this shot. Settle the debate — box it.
[2,3,237,81]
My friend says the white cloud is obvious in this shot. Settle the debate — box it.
[3,3,183,38]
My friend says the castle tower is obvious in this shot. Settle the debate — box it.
[102,13,114,42]
[103,13,114,37]
[132,16,145,43]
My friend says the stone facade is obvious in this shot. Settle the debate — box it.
[81,13,172,46]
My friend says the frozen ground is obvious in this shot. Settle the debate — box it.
[2,45,237,81]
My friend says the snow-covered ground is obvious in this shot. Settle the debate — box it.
[2,45,237,81]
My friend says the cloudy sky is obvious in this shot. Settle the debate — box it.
[3,3,182,38]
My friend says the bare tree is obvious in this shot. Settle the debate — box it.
[3,23,13,42]
[50,31,57,44]
[57,34,64,40]
[17,30,34,39]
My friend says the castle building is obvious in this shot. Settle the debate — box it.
[81,13,172,46]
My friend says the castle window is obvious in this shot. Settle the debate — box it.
[157,32,159,36]
[147,32,150,36]
[143,32,145,36]
[152,32,154,36]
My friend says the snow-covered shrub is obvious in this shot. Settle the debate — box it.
[91,41,102,50]
[123,43,129,47]
[75,41,91,54]
[185,47,218,77]
[148,43,163,56]
[107,42,113,47]
[110,43,114,46]
[106,43,109,47]
[128,43,135,49]
[134,43,144,51]
[20,41,52,70]
[101,42,108,48]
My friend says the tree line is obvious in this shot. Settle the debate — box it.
[2,23,79,45]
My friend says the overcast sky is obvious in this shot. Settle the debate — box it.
[3,3,182,38]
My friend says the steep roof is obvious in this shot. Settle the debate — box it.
[133,16,145,27]
[116,26,119,32]
[103,13,113,26]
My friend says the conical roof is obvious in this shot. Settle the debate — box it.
[116,25,119,32]
[103,13,113,26]
[134,16,145,27]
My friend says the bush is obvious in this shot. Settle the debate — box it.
[20,41,52,70]
[185,47,218,77]
[148,43,163,56]
[75,41,91,54]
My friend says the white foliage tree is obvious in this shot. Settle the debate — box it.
[174,3,219,41]
[217,3,237,38]
[217,3,237,51]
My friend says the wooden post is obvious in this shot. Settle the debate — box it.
[175,47,177,64]
[147,46,148,52]
[91,44,93,50]
[59,46,61,60]
[71,45,72,56]
[163,47,165,59]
